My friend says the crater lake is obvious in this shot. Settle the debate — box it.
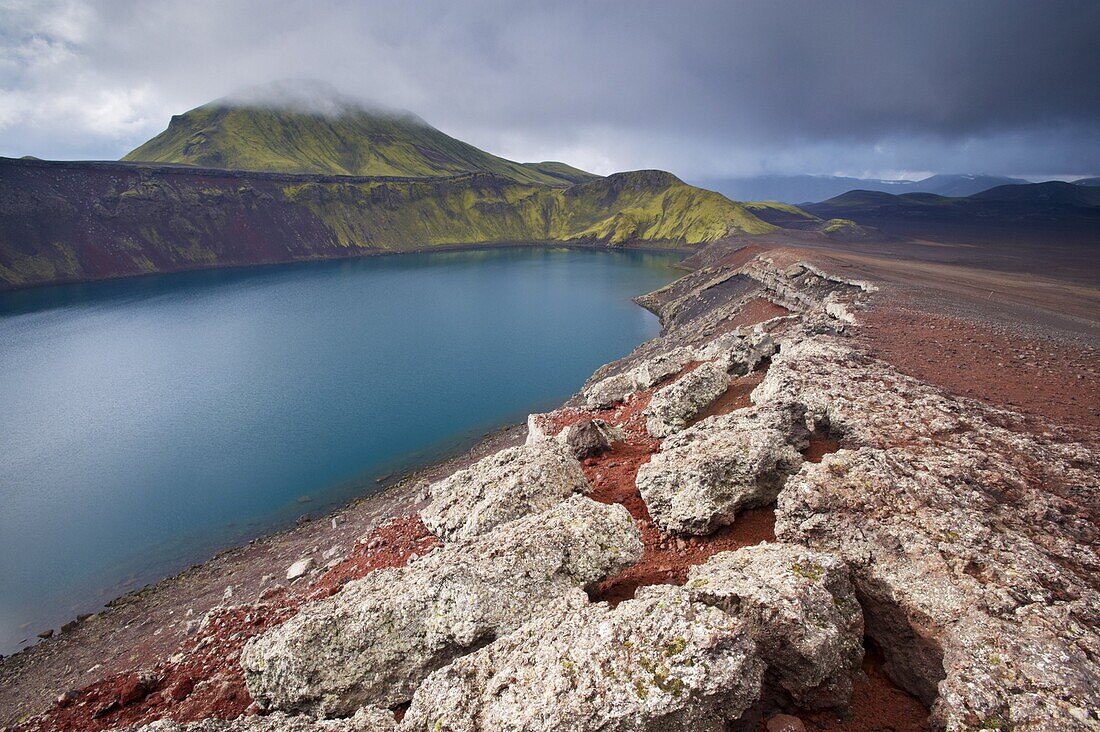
[0,247,682,653]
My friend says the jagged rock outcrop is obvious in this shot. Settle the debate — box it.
[126,708,394,732]
[685,544,863,710]
[581,331,774,417]
[399,586,763,732]
[420,442,590,542]
[582,349,695,409]
[762,333,1100,730]
[740,257,870,318]
[241,496,642,716]
[692,329,775,375]
[644,360,731,437]
[636,405,804,535]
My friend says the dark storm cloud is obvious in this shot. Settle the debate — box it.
[1,0,1098,178]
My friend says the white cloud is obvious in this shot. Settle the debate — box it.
[0,0,1096,177]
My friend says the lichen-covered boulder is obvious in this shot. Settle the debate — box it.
[583,349,694,409]
[685,544,863,710]
[636,406,803,535]
[777,446,1100,730]
[241,496,642,716]
[694,330,775,375]
[645,360,731,437]
[399,586,763,732]
[126,708,394,732]
[584,371,637,410]
[420,442,590,542]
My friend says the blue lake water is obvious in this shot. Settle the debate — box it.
[0,247,682,654]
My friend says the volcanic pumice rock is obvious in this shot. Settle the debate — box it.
[685,544,863,710]
[241,496,642,716]
[125,708,394,731]
[582,348,695,409]
[692,329,775,375]
[636,405,804,535]
[765,333,1100,729]
[644,359,732,437]
[778,446,1100,729]
[420,442,590,542]
[399,586,763,732]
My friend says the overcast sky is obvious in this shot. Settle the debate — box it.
[2,0,1098,180]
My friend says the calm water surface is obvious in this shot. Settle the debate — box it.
[0,247,681,653]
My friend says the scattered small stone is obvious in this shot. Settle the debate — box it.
[285,557,315,581]
[37,629,53,639]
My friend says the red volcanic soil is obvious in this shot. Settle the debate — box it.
[540,369,781,605]
[30,517,439,731]
[857,306,1100,443]
[690,366,767,424]
[715,296,791,335]
[719,243,768,269]
[803,431,841,464]
[759,649,930,732]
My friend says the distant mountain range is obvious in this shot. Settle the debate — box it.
[804,182,1100,236]
[691,174,1033,204]
[3,81,1097,291]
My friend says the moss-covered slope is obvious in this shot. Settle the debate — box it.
[124,100,594,187]
[0,160,774,289]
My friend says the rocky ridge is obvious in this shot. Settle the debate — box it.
[239,496,641,715]
[18,245,1097,732]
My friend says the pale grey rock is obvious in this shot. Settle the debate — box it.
[285,558,314,582]
[645,360,731,437]
[126,708,394,732]
[693,330,775,375]
[685,544,863,710]
[420,442,590,542]
[241,496,642,716]
[584,371,637,410]
[637,406,803,535]
[766,334,1100,729]
[399,586,763,732]
[583,349,694,409]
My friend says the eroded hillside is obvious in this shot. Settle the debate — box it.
[0,159,775,289]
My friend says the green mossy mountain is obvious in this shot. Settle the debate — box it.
[124,94,597,186]
[0,159,777,288]
[2,86,791,289]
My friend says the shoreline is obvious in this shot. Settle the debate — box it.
[0,240,690,296]
[0,419,528,725]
